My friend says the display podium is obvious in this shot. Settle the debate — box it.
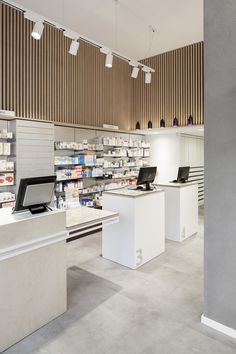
[156,182,198,242]
[102,188,165,269]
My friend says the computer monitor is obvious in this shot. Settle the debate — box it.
[176,166,190,183]
[13,176,56,214]
[136,167,157,191]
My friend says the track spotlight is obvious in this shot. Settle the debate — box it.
[105,53,113,68]
[24,11,44,40]
[100,47,113,68]
[64,30,80,55]
[131,66,139,78]
[69,40,80,56]
[145,72,151,84]
[129,60,139,78]
[32,21,44,40]
[21,8,155,81]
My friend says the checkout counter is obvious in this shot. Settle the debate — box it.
[0,206,119,352]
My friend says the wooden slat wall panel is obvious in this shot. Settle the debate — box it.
[131,42,204,129]
[0,3,132,130]
[0,3,203,132]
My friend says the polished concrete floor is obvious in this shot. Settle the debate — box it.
[4,208,236,354]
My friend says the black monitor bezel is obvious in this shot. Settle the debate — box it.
[177,166,190,182]
[13,176,56,213]
[137,166,157,186]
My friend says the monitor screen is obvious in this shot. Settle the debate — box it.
[137,167,157,187]
[177,166,190,182]
[13,176,56,213]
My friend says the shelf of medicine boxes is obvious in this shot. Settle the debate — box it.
[54,139,149,199]
[56,174,138,183]
[0,133,16,205]
[55,178,137,196]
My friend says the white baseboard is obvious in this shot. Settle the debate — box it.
[201,314,236,339]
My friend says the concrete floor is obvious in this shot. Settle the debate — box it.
[4,208,236,354]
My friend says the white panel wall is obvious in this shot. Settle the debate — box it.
[12,120,54,191]
[147,133,204,182]
[180,134,204,167]
[148,134,181,183]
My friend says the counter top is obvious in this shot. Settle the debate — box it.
[0,207,65,227]
[66,207,119,230]
[103,188,164,198]
[155,182,198,188]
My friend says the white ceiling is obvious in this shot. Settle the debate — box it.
[13,0,203,59]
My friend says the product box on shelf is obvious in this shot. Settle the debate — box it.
[143,149,150,157]
[3,143,11,155]
[2,201,15,208]
[56,166,82,181]
[0,173,14,186]
[65,187,80,209]
[0,129,13,139]
[91,167,103,177]
[0,143,11,155]
[0,160,14,171]
[0,191,15,203]
[80,197,93,207]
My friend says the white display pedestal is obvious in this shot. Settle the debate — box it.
[156,182,198,242]
[102,188,165,269]
[0,208,67,353]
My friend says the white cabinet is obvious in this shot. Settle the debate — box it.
[102,189,165,269]
[157,182,198,242]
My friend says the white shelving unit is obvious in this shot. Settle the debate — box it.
[54,126,150,209]
[0,122,16,208]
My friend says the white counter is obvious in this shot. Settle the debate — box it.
[0,206,120,352]
[66,206,119,238]
[0,208,67,353]
[102,188,165,269]
[157,181,197,188]
[103,188,163,198]
[156,182,198,242]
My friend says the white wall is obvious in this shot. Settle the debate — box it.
[148,134,181,183]
[147,133,204,183]
[180,134,204,167]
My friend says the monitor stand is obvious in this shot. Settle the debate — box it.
[179,178,187,183]
[29,204,48,214]
[143,182,153,191]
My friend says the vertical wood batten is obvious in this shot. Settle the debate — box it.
[1,4,203,131]
[0,3,132,130]
[132,42,204,129]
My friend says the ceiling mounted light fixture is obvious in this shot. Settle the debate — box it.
[131,66,140,78]
[105,53,113,68]
[64,30,80,55]
[24,11,44,40]
[32,20,44,40]
[145,72,152,84]
[69,39,80,55]
[142,66,152,84]
[129,60,139,78]
[100,47,113,68]
[9,2,155,80]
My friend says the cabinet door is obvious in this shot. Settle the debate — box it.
[135,193,165,267]
[180,186,198,240]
